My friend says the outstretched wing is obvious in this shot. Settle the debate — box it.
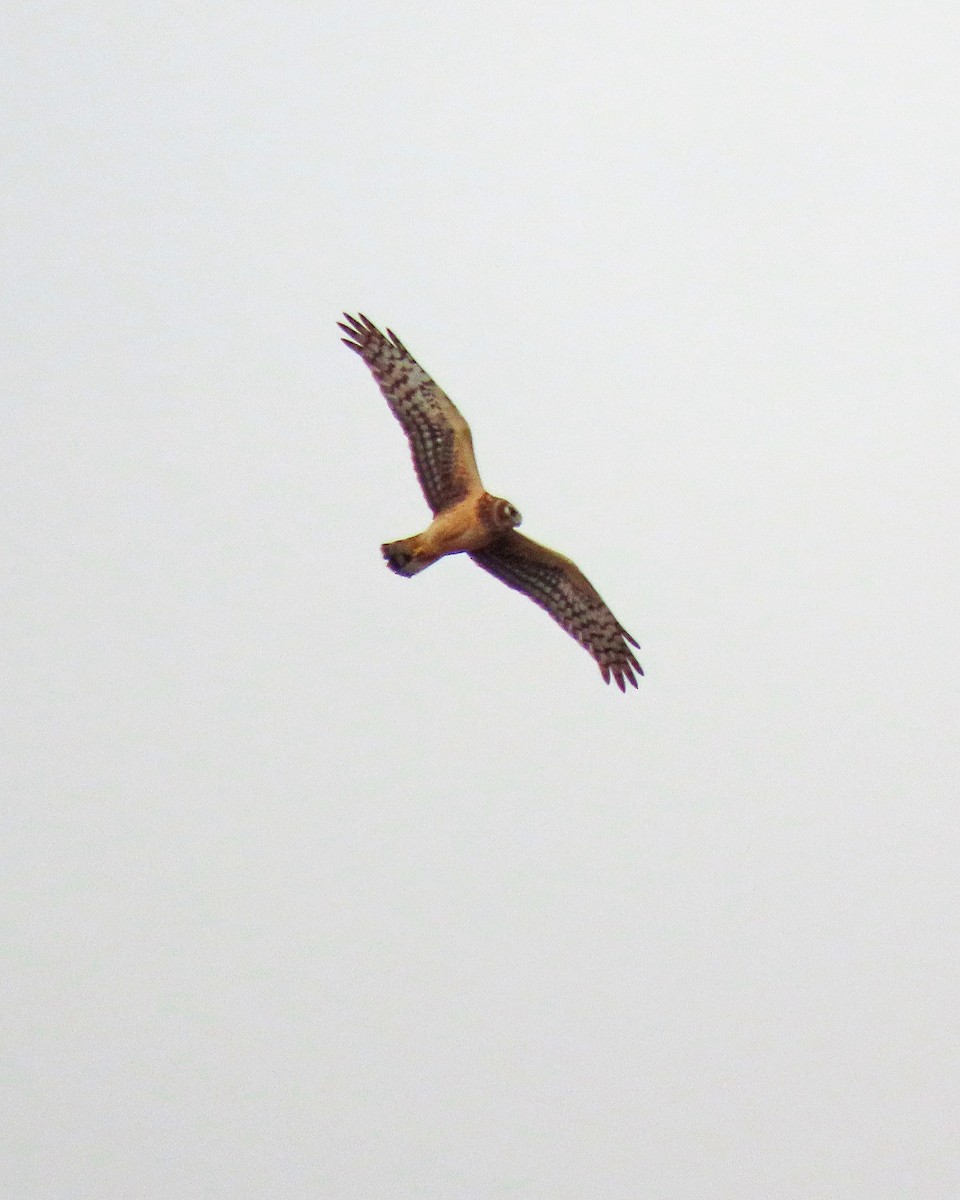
[339,313,483,514]
[470,531,643,691]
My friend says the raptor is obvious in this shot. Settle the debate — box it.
[339,313,643,690]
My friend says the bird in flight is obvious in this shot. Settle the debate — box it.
[339,313,643,690]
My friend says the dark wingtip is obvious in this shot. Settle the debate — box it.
[339,314,363,345]
[604,653,643,692]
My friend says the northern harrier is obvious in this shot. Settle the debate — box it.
[339,313,643,690]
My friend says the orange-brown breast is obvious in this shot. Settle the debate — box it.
[420,494,501,558]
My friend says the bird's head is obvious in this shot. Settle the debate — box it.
[485,494,523,531]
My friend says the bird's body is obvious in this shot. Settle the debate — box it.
[339,313,643,690]
[383,491,521,576]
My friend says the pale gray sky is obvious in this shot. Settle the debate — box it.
[3,3,960,1197]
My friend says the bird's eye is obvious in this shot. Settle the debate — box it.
[495,499,521,526]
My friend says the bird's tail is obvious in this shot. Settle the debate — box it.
[381,537,436,577]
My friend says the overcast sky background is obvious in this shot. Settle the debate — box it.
[3,3,960,1197]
